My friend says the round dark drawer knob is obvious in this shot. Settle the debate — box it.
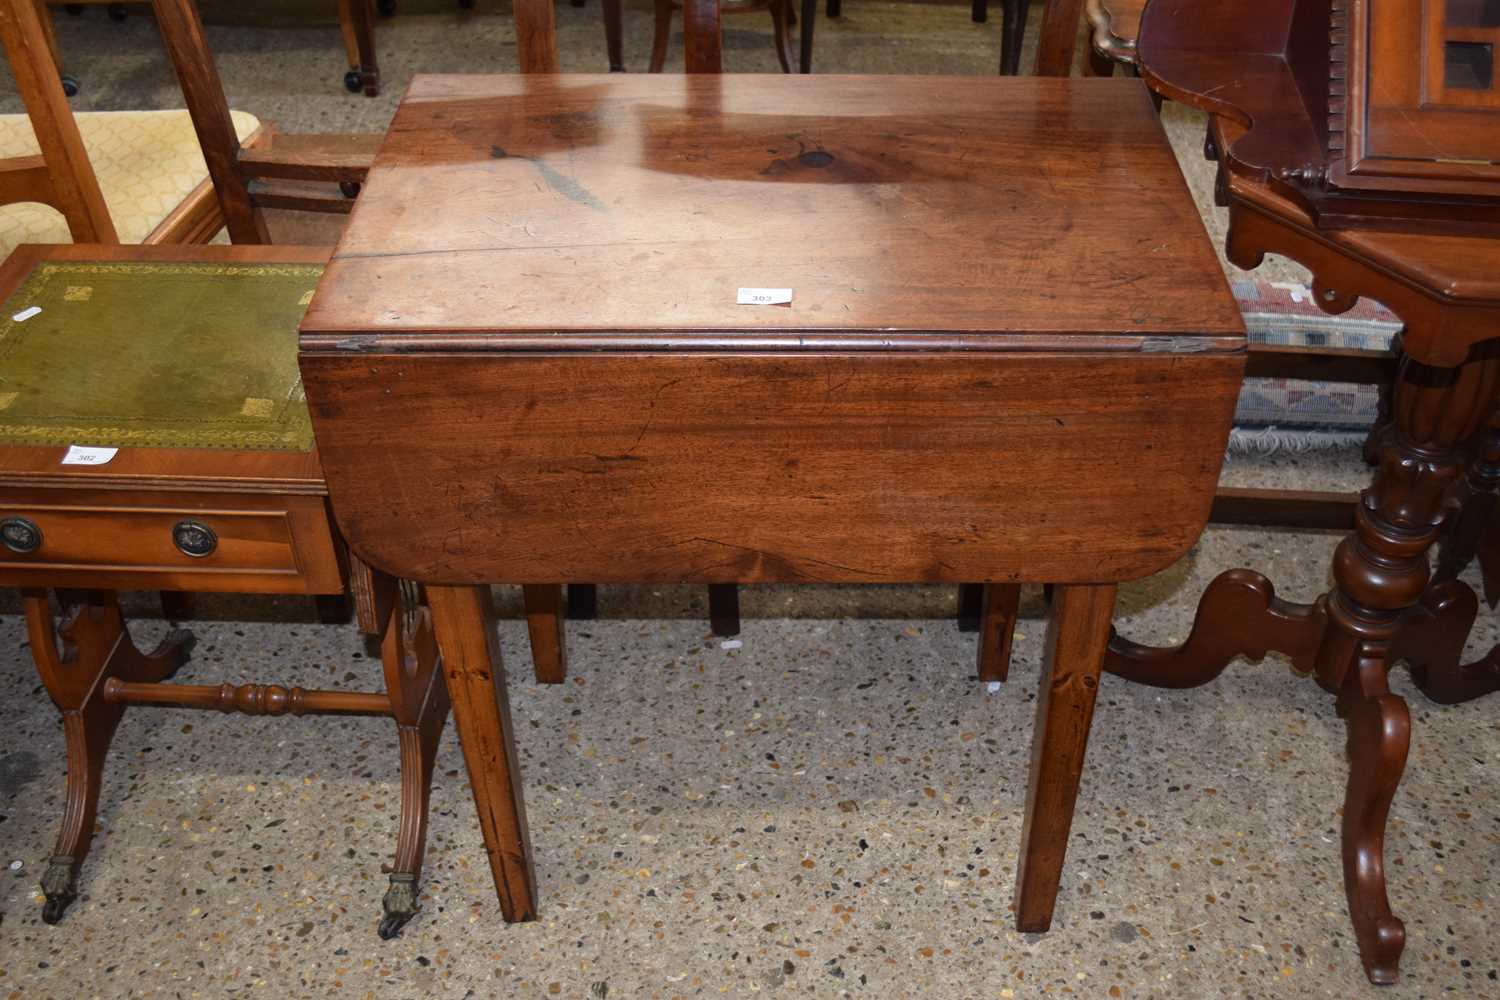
[0,516,41,554]
[172,519,218,558]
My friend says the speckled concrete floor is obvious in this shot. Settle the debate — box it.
[1,4,1494,998]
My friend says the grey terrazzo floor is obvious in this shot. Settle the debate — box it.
[0,3,1494,998]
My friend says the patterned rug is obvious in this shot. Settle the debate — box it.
[1228,278,1399,453]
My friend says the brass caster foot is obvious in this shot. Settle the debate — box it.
[378,873,419,939]
[40,856,77,925]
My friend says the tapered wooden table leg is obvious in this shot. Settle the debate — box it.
[523,584,567,684]
[1015,582,1115,931]
[427,584,537,923]
[977,582,1020,683]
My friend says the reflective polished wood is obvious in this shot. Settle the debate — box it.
[300,72,1245,934]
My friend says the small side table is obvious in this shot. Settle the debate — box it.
[300,73,1246,933]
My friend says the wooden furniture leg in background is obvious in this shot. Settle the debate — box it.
[1014,582,1115,931]
[708,583,740,637]
[799,0,814,72]
[977,582,1020,682]
[336,0,379,96]
[524,583,567,684]
[998,0,1029,75]
[26,588,194,922]
[603,0,624,70]
[1034,0,1084,75]
[427,584,537,922]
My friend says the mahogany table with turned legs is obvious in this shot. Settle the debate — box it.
[299,72,1244,934]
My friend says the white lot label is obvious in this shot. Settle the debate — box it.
[11,306,40,322]
[736,287,793,306]
[61,444,119,466]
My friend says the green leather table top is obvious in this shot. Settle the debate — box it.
[0,260,322,451]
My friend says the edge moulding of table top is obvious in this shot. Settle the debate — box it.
[299,74,1246,936]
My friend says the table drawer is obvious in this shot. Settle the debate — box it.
[0,495,343,594]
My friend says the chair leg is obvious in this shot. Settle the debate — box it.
[650,0,673,72]
[998,0,1029,75]
[336,0,380,96]
[603,0,625,71]
[26,589,193,923]
[977,583,1021,683]
[377,590,449,938]
[972,0,987,23]
[826,0,840,18]
[769,0,794,72]
[798,0,816,72]
[708,584,740,637]
[523,584,567,683]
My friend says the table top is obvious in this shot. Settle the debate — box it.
[302,74,1243,351]
[0,244,329,494]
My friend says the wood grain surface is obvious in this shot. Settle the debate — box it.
[302,350,1243,585]
[302,75,1242,343]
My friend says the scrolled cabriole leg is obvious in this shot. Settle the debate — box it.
[1314,354,1499,984]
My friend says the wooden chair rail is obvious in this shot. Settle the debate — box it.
[239,131,379,184]
[1210,487,1358,531]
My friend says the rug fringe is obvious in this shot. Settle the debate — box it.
[1227,426,1370,455]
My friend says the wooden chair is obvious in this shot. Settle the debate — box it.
[969,0,1032,75]
[602,0,803,74]
[0,0,262,251]
[43,0,383,97]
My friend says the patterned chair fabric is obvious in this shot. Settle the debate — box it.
[0,108,259,255]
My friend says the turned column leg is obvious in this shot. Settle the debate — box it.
[1015,583,1115,932]
[426,584,537,922]
[377,582,449,938]
[1314,354,1498,984]
[25,589,194,923]
[976,582,1020,683]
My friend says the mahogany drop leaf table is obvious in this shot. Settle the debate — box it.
[298,73,1245,935]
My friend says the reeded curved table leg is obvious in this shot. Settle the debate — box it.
[378,590,449,939]
[1336,650,1409,987]
[26,589,194,923]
